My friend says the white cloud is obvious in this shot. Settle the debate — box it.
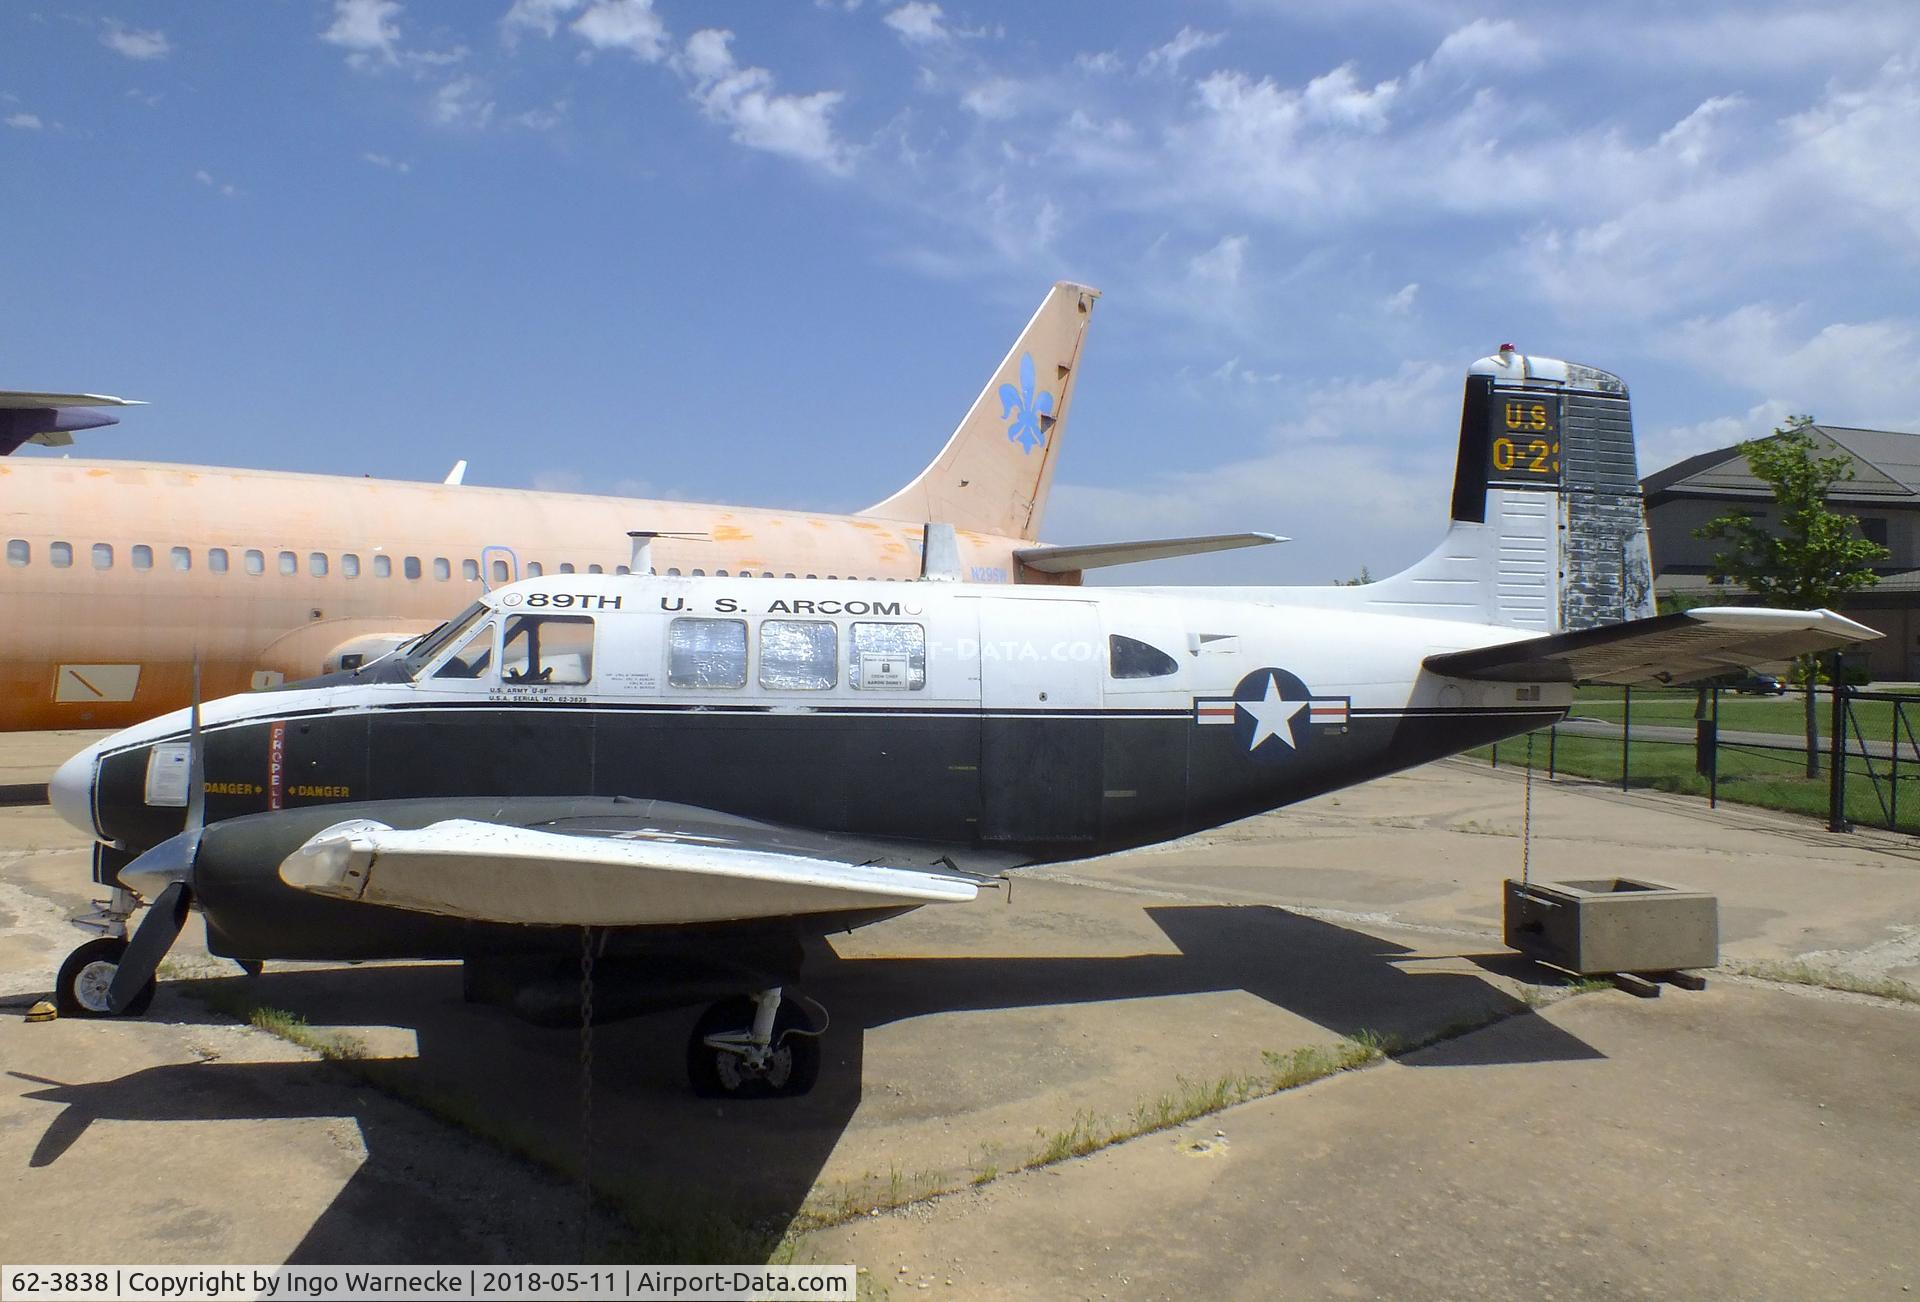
[680,29,851,175]
[431,75,495,127]
[1140,26,1223,76]
[960,77,1020,119]
[1427,18,1543,75]
[883,1,949,45]
[571,0,668,61]
[193,169,238,198]
[1384,282,1419,314]
[362,151,413,172]
[100,21,171,61]
[1074,50,1122,76]
[5,112,42,130]
[322,0,402,66]
[513,100,569,130]
[1671,305,1920,426]
[1300,64,1398,131]
[501,0,581,41]
[1189,234,1248,290]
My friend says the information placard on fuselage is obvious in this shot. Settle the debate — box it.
[1487,389,1562,488]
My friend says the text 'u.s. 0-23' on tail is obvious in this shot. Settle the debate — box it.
[43,350,1873,1097]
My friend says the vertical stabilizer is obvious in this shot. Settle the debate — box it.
[860,282,1099,540]
[1356,352,1655,632]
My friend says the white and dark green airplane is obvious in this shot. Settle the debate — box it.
[43,350,1874,1097]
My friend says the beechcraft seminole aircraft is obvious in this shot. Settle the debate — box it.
[0,284,1273,732]
[41,350,1875,1097]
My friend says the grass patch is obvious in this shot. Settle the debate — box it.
[1474,727,1920,834]
[1725,959,1920,1005]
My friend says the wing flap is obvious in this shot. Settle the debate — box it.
[1015,532,1284,574]
[1423,607,1881,686]
[279,818,978,925]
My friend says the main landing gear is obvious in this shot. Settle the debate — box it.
[55,937,155,1018]
[686,987,825,1099]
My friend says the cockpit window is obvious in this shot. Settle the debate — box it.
[1109,634,1179,680]
[430,620,496,679]
[502,613,595,685]
[404,601,489,678]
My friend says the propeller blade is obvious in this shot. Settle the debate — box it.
[108,880,190,1014]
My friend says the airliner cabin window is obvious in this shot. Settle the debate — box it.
[6,540,28,567]
[171,547,191,572]
[491,559,510,583]
[526,562,544,577]
[373,555,391,578]
[309,552,328,577]
[431,620,495,680]
[433,557,451,581]
[668,617,747,689]
[501,614,594,686]
[759,620,837,690]
[404,556,422,580]
[50,542,72,568]
[210,548,229,573]
[131,545,153,570]
[244,549,264,575]
[848,622,926,690]
[588,564,604,575]
[1109,635,1179,680]
[462,559,479,581]
[341,553,359,577]
[93,543,113,569]
[278,551,297,576]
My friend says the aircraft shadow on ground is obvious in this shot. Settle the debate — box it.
[13,904,1600,1264]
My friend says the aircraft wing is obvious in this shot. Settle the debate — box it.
[1423,607,1881,687]
[0,389,144,453]
[279,814,981,926]
[1014,532,1284,574]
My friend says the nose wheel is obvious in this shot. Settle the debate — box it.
[686,988,824,1098]
[55,937,155,1018]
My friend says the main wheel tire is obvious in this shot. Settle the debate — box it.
[686,995,823,1099]
[55,937,155,1018]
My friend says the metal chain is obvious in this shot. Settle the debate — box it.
[1522,732,1535,885]
[578,925,597,1261]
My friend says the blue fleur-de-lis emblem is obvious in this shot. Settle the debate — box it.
[999,352,1054,455]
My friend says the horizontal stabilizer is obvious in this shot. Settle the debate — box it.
[1423,607,1881,686]
[1014,531,1284,574]
[279,818,978,926]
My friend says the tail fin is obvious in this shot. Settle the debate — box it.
[860,281,1099,541]
[1360,351,1655,632]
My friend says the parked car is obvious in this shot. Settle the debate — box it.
[1729,672,1789,695]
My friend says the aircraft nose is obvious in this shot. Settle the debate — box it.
[48,745,99,838]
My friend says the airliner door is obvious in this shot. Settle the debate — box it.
[978,598,1103,844]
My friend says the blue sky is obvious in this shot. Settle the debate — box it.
[5,0,1920,584]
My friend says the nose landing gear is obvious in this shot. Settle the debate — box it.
[686,987,824,1098]
[55,936,155,1018]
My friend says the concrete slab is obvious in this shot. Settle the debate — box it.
[1,732,1917,1275]
[809,982,1920,1301]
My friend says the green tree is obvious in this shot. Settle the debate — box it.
[1694,416,1889,775]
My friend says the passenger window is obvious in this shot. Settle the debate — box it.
[491,559,510,583]
[526,561,543,577]
[341,553,359,578]
[171,546,191,572]
[588,564,604,575]
[1110,635,1179,679]
[278,551,297,576]
[715,569,728,578]
[666,567,681,577]
[668,617,748,689]
[501,614,594,686]
[559,562,575,575]
[462,559,479,581]
[245,549,264,575]
[404,556,422,580]
[50,542,72,568]
[433,557,451,581]
[759,620,837,690]
[131,545,153,569]
[373,554,392,578]
[616,565,630,576]
[210,548,229,573]
[431,620,495,680]
[309,552,327,577]
[93,543,113,569]
[6,539,28,567]
[849,622,925,690]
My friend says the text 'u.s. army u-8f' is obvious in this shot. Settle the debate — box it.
[45,351,1875,1097]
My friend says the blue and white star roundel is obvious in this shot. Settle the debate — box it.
[1194,668,1350,758]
